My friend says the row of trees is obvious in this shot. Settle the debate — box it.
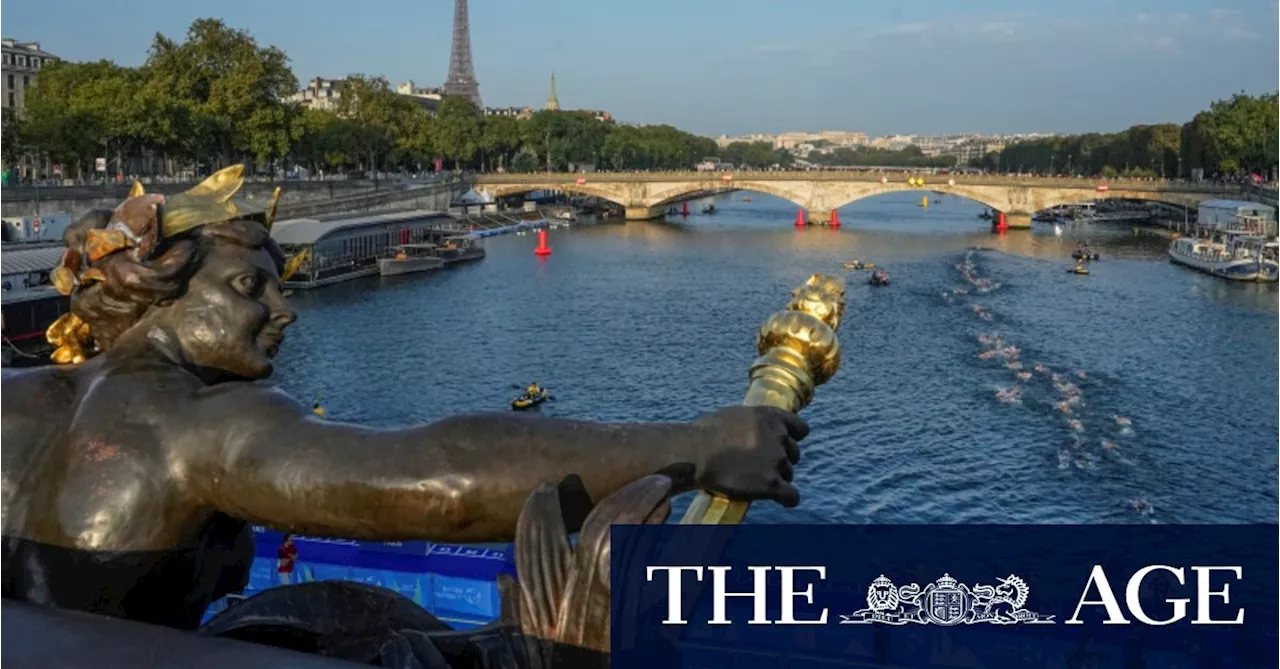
[805,145,957,169]
[0,18,722,179]
[978,93,1278,178]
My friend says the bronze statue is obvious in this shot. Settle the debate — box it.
[1,167,808,637]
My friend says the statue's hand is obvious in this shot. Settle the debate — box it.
[692,406,809,507]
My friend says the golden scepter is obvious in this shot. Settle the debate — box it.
[680,272,846,525]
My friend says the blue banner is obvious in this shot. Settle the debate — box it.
[611,525,1277,668]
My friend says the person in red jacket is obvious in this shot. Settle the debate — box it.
[276,535,297,585]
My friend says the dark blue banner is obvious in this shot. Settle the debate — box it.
[611,525,1277,668]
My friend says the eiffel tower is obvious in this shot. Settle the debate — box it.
[442,0,483,108]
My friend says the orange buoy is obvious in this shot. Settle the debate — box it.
[534,228,552,256]
[830,209,840,228]
[795,209,807,228]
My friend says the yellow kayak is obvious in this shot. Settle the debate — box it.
[512,390,551,410]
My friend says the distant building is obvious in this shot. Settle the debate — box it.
[286,77,343,112]
[545,72,560,111]
[1,38,57,114]
[954,139,1006,165]
[397,80,444,101]
[485,106,533,120]
[3,38,59,178]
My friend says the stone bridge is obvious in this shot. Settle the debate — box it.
[474,171,1248,227]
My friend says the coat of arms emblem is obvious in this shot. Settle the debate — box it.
[840,573,1055,626]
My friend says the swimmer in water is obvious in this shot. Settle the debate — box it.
[1066,394,1082,407]
[1067,418,1084,432]
[1101,439,1119,450]
[1056,401,1072,414]
[1033,363,1048,374]
[1114,415,1132,426]
[1127,498,1153,513]
[995,386,1022,403]
[1076,370,1088,379]
[1005,360,1023,370]
[1016,371,1032,381]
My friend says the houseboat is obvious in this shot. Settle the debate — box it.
[436,235,486,265]
[271,210,464,289]
[1168,231,1279,282]
[1,245,69,362]
[378,243,445,277]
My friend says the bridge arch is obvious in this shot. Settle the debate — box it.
[647,182,810,210]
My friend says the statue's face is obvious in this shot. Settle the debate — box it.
[153,240,295,381]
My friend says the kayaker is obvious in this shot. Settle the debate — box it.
[526,382,541,397]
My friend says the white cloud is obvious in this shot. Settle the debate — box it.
[981,21,1019,38]
[875,22,930,37]
[752,43,801,54]
[1225,27,1261,40]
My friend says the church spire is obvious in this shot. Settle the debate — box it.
[545,72,560,111]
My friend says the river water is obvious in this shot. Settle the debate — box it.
[273,192,1279,526]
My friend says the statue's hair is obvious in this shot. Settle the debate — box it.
[67,212,285,351]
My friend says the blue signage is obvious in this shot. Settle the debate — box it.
[611,525,1278,668]
[203,527,516,629]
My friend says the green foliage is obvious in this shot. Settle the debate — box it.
[510,145,539,173]
[983,125,1180,176]
[435,96,483,168]
[481,115,523,170]
[805,145,956,169]
[1,107,23,161]
[717,141,793,168]
[144,18,299,168]
[601,124,717,171]
[987,92,1277,178]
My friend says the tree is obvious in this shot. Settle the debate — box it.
[511,145,539,173]
[145,18,299,170]
[480,115,523,171]
[434,96,482,169]
[803,145,956,169]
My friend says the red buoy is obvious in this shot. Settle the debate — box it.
[829,209,840,228]
[534,228,552,256]
[681,201,689,217]
[995,211,1008,232]
[795,209,807,228]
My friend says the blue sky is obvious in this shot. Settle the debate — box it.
[6,0,1277,136]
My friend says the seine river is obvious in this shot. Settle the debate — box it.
[273,191,1279,526]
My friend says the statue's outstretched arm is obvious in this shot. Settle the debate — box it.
[184,384,725,543]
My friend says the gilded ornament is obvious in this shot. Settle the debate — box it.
[681,272,846,525]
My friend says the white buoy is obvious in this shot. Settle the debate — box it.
[1054,224,1063,237]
